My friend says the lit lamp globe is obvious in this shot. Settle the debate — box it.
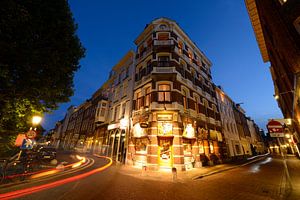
[32,116,42,126]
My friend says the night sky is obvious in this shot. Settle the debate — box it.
[43,0,282,131]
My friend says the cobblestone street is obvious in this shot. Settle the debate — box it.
[12,155,299,200]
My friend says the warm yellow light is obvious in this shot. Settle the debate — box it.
[288,139,292,143]
[120,118,128,129]
[285,134,291,138]
[32,116,42,125]
[286,118,292,125]
[274,95,279,100]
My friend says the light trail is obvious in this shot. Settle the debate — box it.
[4,155,86,180]
[0,155,112,199]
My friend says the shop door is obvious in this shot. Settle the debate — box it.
[117,130,126,163]
[158,137,173,168]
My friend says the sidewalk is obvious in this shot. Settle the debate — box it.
[286,155,300,200]
[118,154,269,182]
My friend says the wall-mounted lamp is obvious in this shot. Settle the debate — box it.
[273,90,294,100]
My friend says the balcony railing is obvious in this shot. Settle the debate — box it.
[152,67,176,73]
[137,47,152,62]
[154,40,174,46]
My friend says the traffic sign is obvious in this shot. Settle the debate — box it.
[25,130,37,139]
[20,138,35,149]
[267,120,284,137]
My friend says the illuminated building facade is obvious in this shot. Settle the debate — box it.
[215,86,243,158]
[93,51,135,163]
[245,0,300,148]
[127,18,224,170]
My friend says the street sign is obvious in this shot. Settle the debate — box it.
[267,120,284,137]
[20,138,35,149]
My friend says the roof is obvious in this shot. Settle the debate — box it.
[245,0,269,62]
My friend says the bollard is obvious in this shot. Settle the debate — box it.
[141,165,147,176]
[172,167,177,181]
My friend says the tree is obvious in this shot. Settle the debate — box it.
[0,0,85,152]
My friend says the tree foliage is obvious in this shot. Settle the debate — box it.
[0,0,85,136]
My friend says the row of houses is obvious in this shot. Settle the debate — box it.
[51,18,266,171]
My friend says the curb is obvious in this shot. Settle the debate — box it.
[192,154,269,180]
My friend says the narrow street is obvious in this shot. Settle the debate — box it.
[2,155,296,200]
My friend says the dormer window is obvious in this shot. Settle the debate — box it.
[159,24,167,30]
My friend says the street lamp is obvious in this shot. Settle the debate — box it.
[32,116,42,126]
[273,90,294,100]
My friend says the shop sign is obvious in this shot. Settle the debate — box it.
[140,122,149,128]
[158,122,173,136]
[157,114,173,121]
[108,123,119,130]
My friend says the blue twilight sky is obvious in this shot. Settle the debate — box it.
[43,0,282,131]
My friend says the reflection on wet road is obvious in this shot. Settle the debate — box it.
[249,157,273,173]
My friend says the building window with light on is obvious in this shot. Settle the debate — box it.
[136,92,143,110]
[145,87,151,107]
[183,90,188,110]
[158,84,171,102]
[199,141,204,154]
[209,141,214,153]
[178,41,183,54]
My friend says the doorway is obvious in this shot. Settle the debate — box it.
[158,137,173,168]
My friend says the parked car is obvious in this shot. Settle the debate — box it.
[37,146,56,161]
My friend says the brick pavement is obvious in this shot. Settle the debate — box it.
[286,155,300,200]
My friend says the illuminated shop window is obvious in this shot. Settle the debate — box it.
[209,142,214,153]
[183,139,192,155]
[183,124,195,138]
[135,138,148,154]
[157,122,173,136]
[199,141,204,154]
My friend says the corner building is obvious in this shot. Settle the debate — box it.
[128,18,224,171]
